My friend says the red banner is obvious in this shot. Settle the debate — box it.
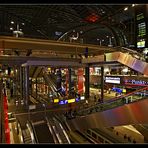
[4,96,10,144]
[78,68,84,94]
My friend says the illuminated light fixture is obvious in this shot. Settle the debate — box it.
[54,99,59,103]
[80,96,85,100]
[122,67,128,73]
[5,69,8,75]
[124,7,128,11]
[11,21,14,24]
[67,99,75,103]
[132,4,135,7]
[85,13,100,23]
[10,27,13,30]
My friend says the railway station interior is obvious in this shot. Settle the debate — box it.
[0,4,148,144]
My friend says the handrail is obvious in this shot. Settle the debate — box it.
[76,86,148,117]
[16,120,24,143]
[26,120,38,143]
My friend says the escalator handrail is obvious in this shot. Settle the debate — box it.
[27,120,38,143]
[77,86,148,116]
[16,119,24,143]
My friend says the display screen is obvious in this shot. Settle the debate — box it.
[105,77,120,84]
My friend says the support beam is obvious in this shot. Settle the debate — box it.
[20,66,23,102]
[100,66,104,102]
[25,66,29,106]
[68,68,72,95]
[85,66,90,99]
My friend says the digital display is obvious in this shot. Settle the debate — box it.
[105,77,120,84]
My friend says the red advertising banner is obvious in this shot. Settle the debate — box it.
[4,96,10,144]
[78,68,84,94]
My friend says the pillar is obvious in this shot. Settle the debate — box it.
[100,66,104,102]
[85,66,90,99]
[25,66,29,106]
[68,67,72,95]
[36,78,38,99]
[19,66,23,103]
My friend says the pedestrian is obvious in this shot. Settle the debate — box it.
[124,134,127,139]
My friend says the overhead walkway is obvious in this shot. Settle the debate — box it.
[66,87,148,131]
[82,51,148,75]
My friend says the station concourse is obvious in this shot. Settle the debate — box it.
[0,4,148,144]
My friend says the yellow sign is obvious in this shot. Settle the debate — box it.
[54,99,59,103]
[68,99,75,103]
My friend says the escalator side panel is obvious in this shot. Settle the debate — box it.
[67,99,148,131]
[33,123,55,143]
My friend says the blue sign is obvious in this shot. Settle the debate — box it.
[58,100,68,105]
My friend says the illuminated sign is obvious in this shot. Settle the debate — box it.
[105,77,120,84]
[125,79,148,86]
[122,89,126,93]
[59,100,68,105]
[54,99,59,103]
[76,97,80,102]
[67,99,75,103]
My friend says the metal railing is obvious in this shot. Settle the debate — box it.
[74,86,148,117]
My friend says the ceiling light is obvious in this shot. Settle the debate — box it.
[11,21,14,24]
[132,4,135,7]
[124,7,128,11]
[10,27,13,30]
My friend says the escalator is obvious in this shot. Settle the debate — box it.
[47,117,71,144]
[42,67,63,97]
[31,120,55,143]
[66,86,148,131]
[82,51,148,75]
[22,128,32,144]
